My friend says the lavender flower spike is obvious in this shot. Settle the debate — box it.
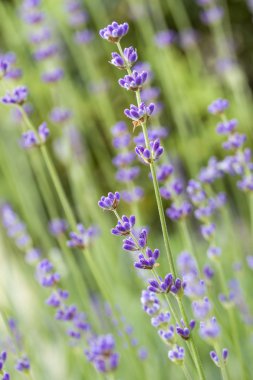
[98,192,120,211]
[119,70,148,91]
[168,345,185,365]
[208,98,229,115]
[99,21,129,43]
[111,215,136,236]
[1,86,28,105]
[134,247,160,270]
[124,102,155,129]
[136,138,164,164]
[110,47,138,69]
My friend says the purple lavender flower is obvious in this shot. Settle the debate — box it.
[134,247,160,270]
[50,107,72,124]
[56,304,77,321]
[119,70,148,91]
[121,187,144,203]
[116,167,140,182]
[154,30,177,47]
[203,265,215,280]
[111,122,131,149]
[135,139,164,164]
[111,215,135,236]
[36,259,60,287]
[112,152,135,167]
[201,6,224,25]
[25,248,41,263]
[110,47,138,69]
[246,255,253,269]
[148,273,174,293]
[33,44,58,61]
[192,297,212,320]
[124,102,155,128]
[216,119,238,134]
[98,192,120,211]
[168,346,185,364]
[208,98,229,115]
[21,122,50,148]
[46,289,69,308]
[156,164,174,182]
[74,30,94,44]
[207,246,222,260]
[200,223,216,241]
[99,21,129,43]
[151,312,171,327]
[199,157,222,183]
[29,28,52,44]
[159,326,175,343]
[123,228,148,251]
[176,319,196,340]
[15,357,30,372]
[210,349,229,367]
[85,334,119,373]
[166,202,192,221]
[49,218,68,236]
[140,290,160,315]
[41,68,64,83]
[1,86,28,105]
[67,224,98,249]
[0,352,10,380]
[222,133,246,150]
[179,29,198,49]
[200,317,220,340]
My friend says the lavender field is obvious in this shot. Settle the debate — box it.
[0,0,253,379]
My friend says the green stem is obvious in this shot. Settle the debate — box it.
[183,364,194,380]
[177,298,206,380]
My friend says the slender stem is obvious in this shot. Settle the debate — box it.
[177,298,206,380]
[183,364,194,380]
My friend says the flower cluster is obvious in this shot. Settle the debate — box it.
[0,352,10,380]
[20,122,50,149]
[111,122,143,203]
[67,224,99,249]
[20,0,64,84]
[85,335,119,373]
[196,0,224,25]
[64,0,94,45]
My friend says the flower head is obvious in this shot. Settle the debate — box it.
[2,86,28,105]
[110,47,138,69]
[119,70,148,91]
[124,102,155,129]
[99,21,129,43]
[98,192,120,211]
[208,98,229,115]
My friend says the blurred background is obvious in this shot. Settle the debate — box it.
[0,0,253,379]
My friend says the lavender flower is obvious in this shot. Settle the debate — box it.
[124,102,155,128]
[36,259,60,287]
[1,86,28,105]
[166,202,192,221]
[208,98,229,115]
[119,70,148,91]
[154,30,177,47]
[200,6,224,25]
[210,349,229,367]
[67,224,98,249]
[99,21,129,43]
[192,297,212,320]
[151,312,171,327]
[134,247,160,270]
[20,122,50,149]
[49,218,68,236]
[148,273,174,293]
[168,346,185,364]
[141,290,160,316]
[135,139,164,164]
[200,317,220,341]
[50,107,72,124]
[98,192,120,211]
[46,289,69,308]
[110,47,138,69]
[15,357,30,372]
[85,334,119,373]
[176,319,196,340]
[41,68,64,83]
[111,215,135,236]
[123,228,148,251]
